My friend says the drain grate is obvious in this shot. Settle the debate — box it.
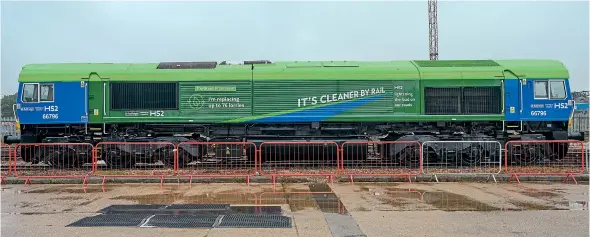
[73,205,290,228]
[142,214,219,228]
[230,206,283,215]
[99,205,166,214]
[217,214,292,228]
[67,214,151,227]
[166,204,230,211]
[100,204,231,215]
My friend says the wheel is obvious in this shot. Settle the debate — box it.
[458,144,484,166]
[176,147,195,169]
[394,144,421,168]
[151,147,176,168]
[43,149,77,169]
[508,144,542,165]
[547,142,570,161]
[102,148,134,169]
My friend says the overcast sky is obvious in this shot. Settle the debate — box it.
[1,1,588,96]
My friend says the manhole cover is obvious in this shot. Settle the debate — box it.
[67,214,151,227]
[142,214,219,228]
[217,214,291,228]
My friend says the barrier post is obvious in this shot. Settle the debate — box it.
[176,142,257,184]
[340,141,421,183]
[504,140,585,184]
[14,143,94,186]
[94,142,177,185]
[422,140,502,183]
[259,141,339,184]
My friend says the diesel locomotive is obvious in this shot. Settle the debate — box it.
[11,59,580,167]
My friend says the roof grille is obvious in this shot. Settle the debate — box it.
[157,62,217,69]
[243,60,272,65]
[413,60,500,67]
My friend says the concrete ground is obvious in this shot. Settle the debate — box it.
[1,181,589,237]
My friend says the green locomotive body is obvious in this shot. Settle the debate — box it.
[18,59,570,139]
[14,59,576,166]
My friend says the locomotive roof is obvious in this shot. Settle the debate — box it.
[17,59,569,82]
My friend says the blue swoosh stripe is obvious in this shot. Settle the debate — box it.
[249,94,387,123]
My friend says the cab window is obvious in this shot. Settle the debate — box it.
[534,81,548,99]
[22,83,39,103]
[40,84,55,102]
[549,80,566,99]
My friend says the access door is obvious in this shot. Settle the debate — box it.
[503,79,521,121]
[87,74,106,124]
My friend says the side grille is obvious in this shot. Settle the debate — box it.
[111,82,178,110]
[462,87,502,114]
[425,87,461,115]
[424,86,502,115]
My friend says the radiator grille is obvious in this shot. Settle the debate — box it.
[424,88,461,114]
[157,62,217,69]
[462,87,502,114]
[111,82,178,110]
[424,87,501,115]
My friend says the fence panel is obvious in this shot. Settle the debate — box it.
[14,143,94,185]
[569,112,589,134]
[259,141,339,184]
[1,144,13,182]
[422,140,502,182]
[176,142,257,184]
[94,142,177,185]
[1,117,20,138]
[340,141,421,183]
[504,140,585,184]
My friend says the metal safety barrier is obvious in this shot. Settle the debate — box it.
[94,142,177,185]
[1,144,13,183]
[259,141,340,184]
[504,140,586,184]
[176,142,257,184]
[14,143,94,185]
[3,139,588,185]
[422,140,502,182]
[340,141,421,183]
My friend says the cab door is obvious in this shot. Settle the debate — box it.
[87,74,106,125]
[503,79,521,121]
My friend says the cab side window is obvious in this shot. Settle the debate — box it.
[549,80,566,99]
[40,84,55,102]
[534,81,548,99]
[22,83,39,103]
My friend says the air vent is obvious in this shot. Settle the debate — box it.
[157,62,218,69]
[413,60,500,68]
[424,87,461,114]
[243,60,272,65]
[111,82,178,110]
[424,86,502,115]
